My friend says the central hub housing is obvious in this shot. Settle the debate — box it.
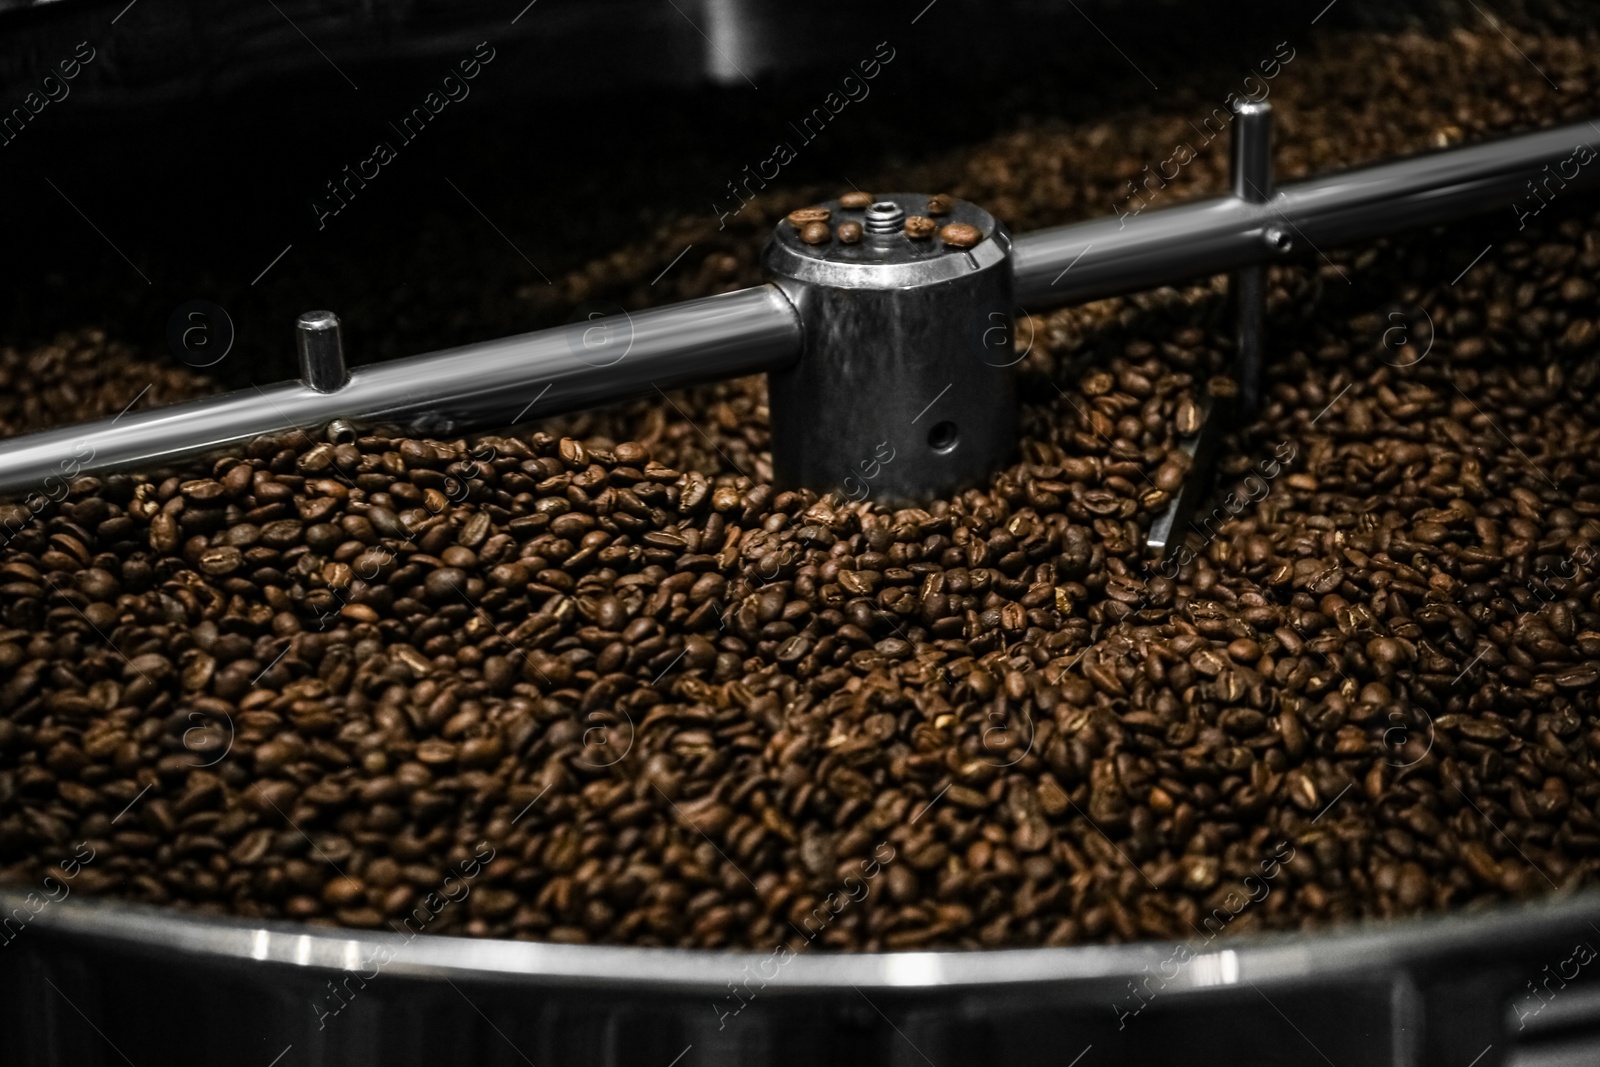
[762,193,1017,507]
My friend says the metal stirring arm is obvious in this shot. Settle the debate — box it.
[0,109,1595,505]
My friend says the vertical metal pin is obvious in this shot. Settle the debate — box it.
[1230,100,1272,414]
[1149,101,1275,560]
[297,311,348,394]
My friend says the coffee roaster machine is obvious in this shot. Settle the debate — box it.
[0,96,1596,1067]
[4,2,1600,1065]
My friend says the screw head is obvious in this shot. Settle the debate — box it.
[863,200,906,235]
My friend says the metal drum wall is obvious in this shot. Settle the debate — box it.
[6,891,1600,1066]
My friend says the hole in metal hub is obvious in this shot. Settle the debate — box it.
[928,420,959,454]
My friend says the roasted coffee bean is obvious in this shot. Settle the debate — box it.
[939,223,982,249]
[424,568,468,601]
[1176,397,1201,436]
[786,207,830,229]
[903,216,936,239]
[198,546,243,576]
[839,191,873,209]
[799,221,832,246]
[837,221,863,244]
[925,193,954,215]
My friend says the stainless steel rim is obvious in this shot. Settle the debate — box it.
[12,886,1600,995]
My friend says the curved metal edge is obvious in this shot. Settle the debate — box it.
[10,886,1600,998]
[764,194,1006,290]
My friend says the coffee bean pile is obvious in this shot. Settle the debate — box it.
[1,23,1599,951]
[1182,209,1600,924]
[0,330,209,439]
[0,357,1203,946]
